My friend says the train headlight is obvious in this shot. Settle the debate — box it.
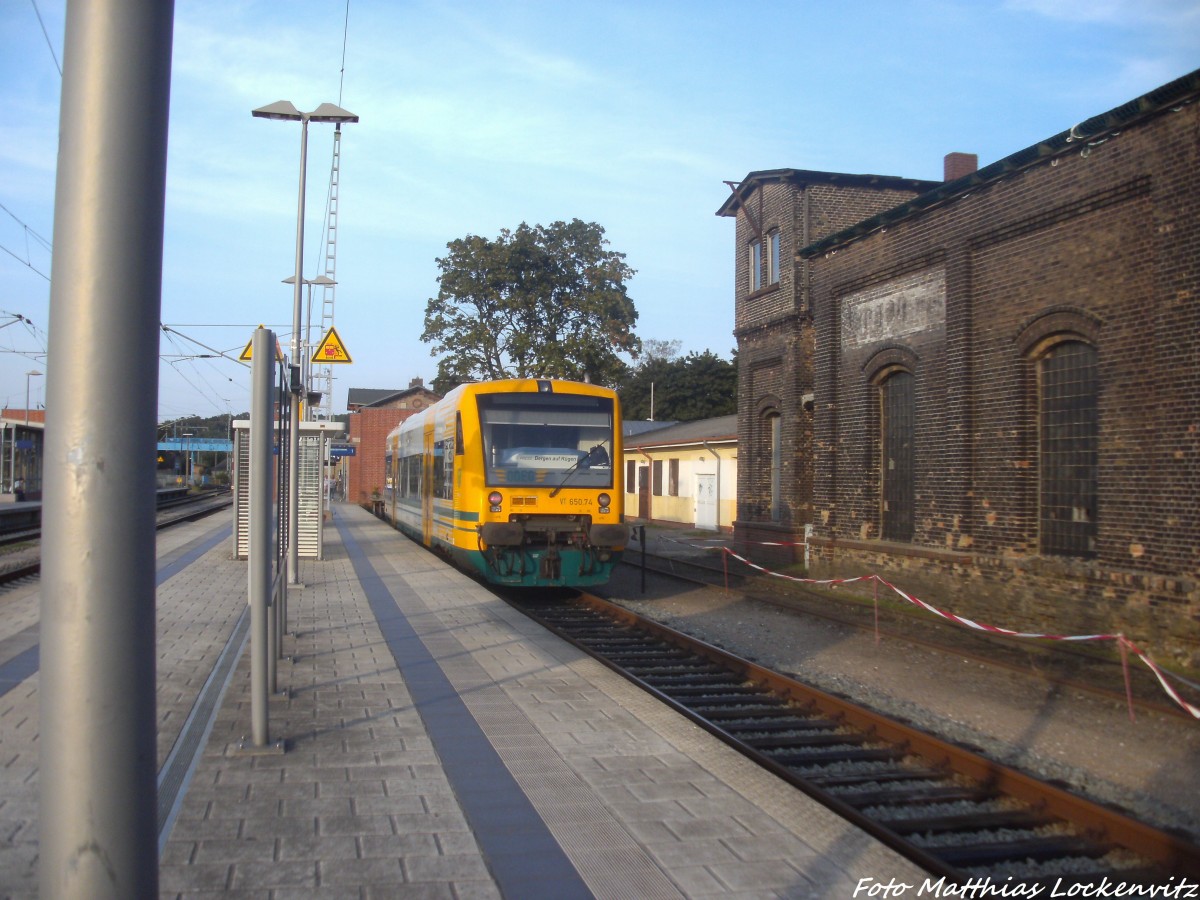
[597,493,611,509]
[488,491,503,511]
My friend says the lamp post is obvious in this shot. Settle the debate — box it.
[253,101,357,587]
[282,273,336,420]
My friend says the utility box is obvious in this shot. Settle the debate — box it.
[232,420,345,561]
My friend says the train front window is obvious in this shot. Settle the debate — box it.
[477,392,614,488]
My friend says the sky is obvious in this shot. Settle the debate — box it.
[1,1,1198,423]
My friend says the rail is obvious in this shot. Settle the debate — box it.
[509,590,1200,885]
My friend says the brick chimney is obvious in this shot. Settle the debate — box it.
[944,152,978,182]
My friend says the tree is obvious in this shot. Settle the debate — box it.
[422,219,640,392]
[617,349,737,421]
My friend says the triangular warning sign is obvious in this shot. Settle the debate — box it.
[239,326,284,362]
[313,326,353,364]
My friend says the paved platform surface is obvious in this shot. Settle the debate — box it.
[0,503,926,898]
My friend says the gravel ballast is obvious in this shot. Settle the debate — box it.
[599,552,1200,844]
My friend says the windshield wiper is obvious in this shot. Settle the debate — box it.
[548,441,610,498]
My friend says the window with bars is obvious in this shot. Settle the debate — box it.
[881,371,915,542]
[767,413,782,522]
[1039,341,1098,557]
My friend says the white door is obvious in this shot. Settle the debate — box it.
[695,473,718,531]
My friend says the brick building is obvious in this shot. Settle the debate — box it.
[719,69,1200,664]
[345,379,440,505]
[717,169,939,556]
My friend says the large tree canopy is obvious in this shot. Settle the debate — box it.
[617,349,737,422]
[422,219,640,392]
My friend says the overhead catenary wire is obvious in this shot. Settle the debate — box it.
[29,0,62,77]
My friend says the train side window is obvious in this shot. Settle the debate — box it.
[406,453,421,496]
[433,439,454,500]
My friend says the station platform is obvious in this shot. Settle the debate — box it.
[0,503,926,898]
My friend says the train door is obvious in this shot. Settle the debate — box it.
[422,421,435,545]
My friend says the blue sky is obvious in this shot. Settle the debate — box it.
[1,0,1197,422]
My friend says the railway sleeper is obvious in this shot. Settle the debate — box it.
[773,745,910,766]
[600,648,695,661]
[691,705,804,721]
[624,663,729,678]
[658,682,763,697]
[928,834,1114,867]
[675,693,790,709]
[834,784,1000,808]
[744,731,865,750]
[728,717,844,735]
[676,696,806,710]
[639,672,748,688]
[878,808,1057,837]
[811,767,949,789]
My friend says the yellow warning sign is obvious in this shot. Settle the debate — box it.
[313,326,353,364]
[239,326,285,362]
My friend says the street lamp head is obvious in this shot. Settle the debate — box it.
[252,101,358,125]
[251,100,303,121]
[307,102,358,124]
[26,370,42,378]
[282,274,337,286]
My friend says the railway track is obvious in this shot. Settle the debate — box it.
[0,489,231,586]
[510,590,1200,886]
[620,544,1196,721]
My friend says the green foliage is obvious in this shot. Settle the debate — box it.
[617,350,737,421]
[422,219,640,389]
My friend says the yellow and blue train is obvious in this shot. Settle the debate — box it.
[385,379,627,587]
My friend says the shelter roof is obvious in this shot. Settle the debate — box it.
[623,415,737,450]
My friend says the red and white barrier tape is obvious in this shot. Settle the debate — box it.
[720,547,1200,721]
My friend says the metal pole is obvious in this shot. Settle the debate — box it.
[287,117,309,588]
[249,329,274,746]
[39,1,174,896]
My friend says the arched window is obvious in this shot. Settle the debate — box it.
[880,370,914,542]
[768,412,783,521]
[1038,340,1098,557]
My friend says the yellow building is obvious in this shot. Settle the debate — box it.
[623,415,736,532]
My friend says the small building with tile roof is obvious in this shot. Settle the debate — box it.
[622,415,737,532]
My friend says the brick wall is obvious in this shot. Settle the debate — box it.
[726,172,937,552]
[347,408,403,505]
[344,387,440,505]
[798,97,1200,664]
